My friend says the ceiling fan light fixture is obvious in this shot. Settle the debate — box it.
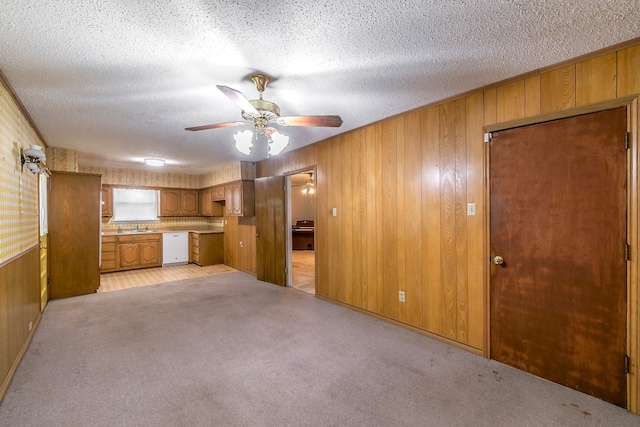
[144,158,165,167]
[268,131,289,156]
[234,130,254,155]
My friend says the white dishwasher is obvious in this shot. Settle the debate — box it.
[162,232,189,267]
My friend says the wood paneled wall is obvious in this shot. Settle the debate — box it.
[257,40,640,410]
[0,247,41,399]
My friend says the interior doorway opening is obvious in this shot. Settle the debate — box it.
[287,171,316,294]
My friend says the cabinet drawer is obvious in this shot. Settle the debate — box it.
[102,251,116,262]
[102,260,116,270]
[118,234,161,243]
[102,236,117,243]
[102,242,116,252]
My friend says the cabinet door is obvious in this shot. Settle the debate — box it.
[160,189,180,216]
[230,182,242,216]
[139,241,160,266]
[225,184,235,216]
[199,188,212,216]
[212,185,225,201]
[181,190,199,215]
[101,186,112,217]
[118,243,140,268]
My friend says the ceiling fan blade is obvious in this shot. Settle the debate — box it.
[185,121,247,131]
[216,85,259,116]
[276,115,343,127]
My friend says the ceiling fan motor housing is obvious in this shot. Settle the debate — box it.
[243,99,281,131]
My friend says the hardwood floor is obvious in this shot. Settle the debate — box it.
[99,263,237,293]
[100,253,315,295]
[291,250,315,294]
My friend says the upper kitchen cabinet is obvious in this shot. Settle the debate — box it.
[101,185,113,217]
[160,188,199,216]
[224,180,255,217]
[199,187,224,217]
[212,185,225,201]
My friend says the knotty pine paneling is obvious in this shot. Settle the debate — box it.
[496,80,525,123]
[524,75,541,117]
[256,44,640,405]
[421,106,442,334]
[576,53,617,107]
[465,92,486,350]
[618,44,640,97]
[540,65,576,114]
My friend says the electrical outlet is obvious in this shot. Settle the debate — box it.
[239,241,243,247]
[399,291,405,302]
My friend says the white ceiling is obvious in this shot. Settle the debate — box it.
[1,1,638,174]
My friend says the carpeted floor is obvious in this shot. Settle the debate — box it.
[1,272,639,426]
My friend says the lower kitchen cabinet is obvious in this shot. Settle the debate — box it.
[190,232,224,266]
[101,233,162,272]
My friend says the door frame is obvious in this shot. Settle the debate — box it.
[284,167,318,289]
[484,95,639,410]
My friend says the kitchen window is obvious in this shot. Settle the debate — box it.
[112,188,159,222]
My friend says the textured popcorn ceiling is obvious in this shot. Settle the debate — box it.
[0,1,638,173]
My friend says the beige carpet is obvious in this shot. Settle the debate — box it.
[3,272,640,426]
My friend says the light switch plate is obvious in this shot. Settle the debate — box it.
[332,207,337,216]
[467,203,476,216]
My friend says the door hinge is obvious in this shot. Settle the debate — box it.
[625,243,631,261]
[626,132,630,150]
[625,355,630,374]
[484,132,492,143]
[284,267,288,274]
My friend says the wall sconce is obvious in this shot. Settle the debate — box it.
[21,145,49,175]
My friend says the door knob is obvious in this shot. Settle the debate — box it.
[255,233,259,238]
[493,255,504,265]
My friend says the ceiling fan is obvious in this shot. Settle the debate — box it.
[185,73,343,156]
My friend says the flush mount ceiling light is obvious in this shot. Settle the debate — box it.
[144,158,165,167]
[186,73,342,157]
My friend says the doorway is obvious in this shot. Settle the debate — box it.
[489,107,628,407]
[288,171,316,294]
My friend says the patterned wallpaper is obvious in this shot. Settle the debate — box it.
[46,146,78,172]
[0,80,41,264]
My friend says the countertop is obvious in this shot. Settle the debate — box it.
[102,226,224,237]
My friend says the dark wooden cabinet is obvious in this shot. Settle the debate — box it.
[160,188,199,216]
[199,187,224,217]
[224,181,255,217]
[101,185,113,217]
[190,232,224,266]
[49,172,101,298]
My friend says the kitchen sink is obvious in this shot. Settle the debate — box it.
[132,229,157,233]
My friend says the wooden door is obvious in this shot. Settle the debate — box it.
[255,176,286,286]
[490,108,628,406]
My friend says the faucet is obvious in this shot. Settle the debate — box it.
[135,225,139,231]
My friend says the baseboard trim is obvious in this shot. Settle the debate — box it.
[315,295,484,357]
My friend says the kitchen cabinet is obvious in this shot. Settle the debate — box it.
[224,180,255,217]
[101,233,162,272]
[160,188,199,216]
[101,185,113,217]
[49,172,101,298]
[190,232,224,266]
[199,187,224,217]
[212,185,225,201]
[101,236,117,272]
